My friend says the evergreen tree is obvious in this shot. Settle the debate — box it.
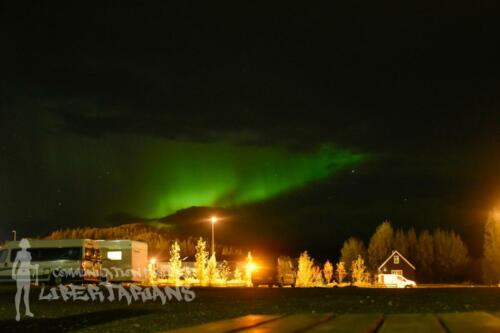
[296,251,314,287]
[351,255,368,284]
[335,261,347,284]
[415,230,434,282]
[219,260,231,283]
[169,240,182,284]
[207,253,218,285]
[367,221,394,271]
[312,265,324,287]
[433,229,469,282]
[393,229,408,257]
[406,227,418,262]
[323,260,334,284]
[194,237,209,285]
[340,237,366,270]
[483,210,500,284]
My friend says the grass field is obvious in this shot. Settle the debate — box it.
[1,285,499,332]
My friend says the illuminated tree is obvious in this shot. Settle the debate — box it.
[245,251,254,287]
[312,265,324,286]
[194,237,209,285]
[340,237,366,270]
[233,267,242,281]
[351,255,368,284]
[368,221,394,271]
[169,240,182,284]
[148,259,157,282]
[335,261,347,284]
[182,266,190,280]
[296,251,314,287]
[323,260,334,284]
[483,210,500,284]
[219,260,231,283]
[207,253,218,285]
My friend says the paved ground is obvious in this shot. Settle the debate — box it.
[168,312,500,333]
[0,285,499,332]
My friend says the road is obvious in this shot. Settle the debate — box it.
[0,285,499,332]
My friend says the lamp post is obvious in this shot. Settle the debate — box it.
[210,216,217,256]
[12,230,16,241]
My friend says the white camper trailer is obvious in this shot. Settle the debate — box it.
[0,239,101,284]
[97,240,148,282]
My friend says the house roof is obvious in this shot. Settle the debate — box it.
[378,250,416,271]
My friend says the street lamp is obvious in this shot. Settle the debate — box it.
[12,230,16,241]
[210,216,217,256]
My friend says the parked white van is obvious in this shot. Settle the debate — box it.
[377,273,416,288]
[0,239,101,284]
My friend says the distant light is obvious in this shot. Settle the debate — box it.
[211,216,217,224]
[107,251,122,260]
[150,258,157,264]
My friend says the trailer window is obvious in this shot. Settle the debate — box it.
[55,248,82,260]
[107,251,122,260]
[10,247,82,262]
[0,249,8,262]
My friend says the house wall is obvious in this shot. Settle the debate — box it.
[379,255,416,281]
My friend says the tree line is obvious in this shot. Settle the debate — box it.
[36,209,500,285]
[340,220,470,282]
[45,223,242,259]
[292,220,473,286]
[153,237,252,286]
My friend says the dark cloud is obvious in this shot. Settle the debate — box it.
[1,3,499,255]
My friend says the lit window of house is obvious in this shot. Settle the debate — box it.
[394,255,399,264]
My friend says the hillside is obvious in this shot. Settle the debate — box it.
[45,221,242,260]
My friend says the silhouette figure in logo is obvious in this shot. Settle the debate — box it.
[12,238,35,321]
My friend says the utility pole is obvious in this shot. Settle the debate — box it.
[210,216,217,256]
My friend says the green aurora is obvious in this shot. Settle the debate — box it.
[12,123,367,221]
[147,142,366,217]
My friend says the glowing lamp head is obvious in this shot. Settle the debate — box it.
[493,208,500,221]
[246,262,257,272]
[211,216,217,224]
[150,258,157,265]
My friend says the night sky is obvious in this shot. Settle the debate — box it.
[1,3,499,255]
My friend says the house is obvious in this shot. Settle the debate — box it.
[378,250,416,281]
